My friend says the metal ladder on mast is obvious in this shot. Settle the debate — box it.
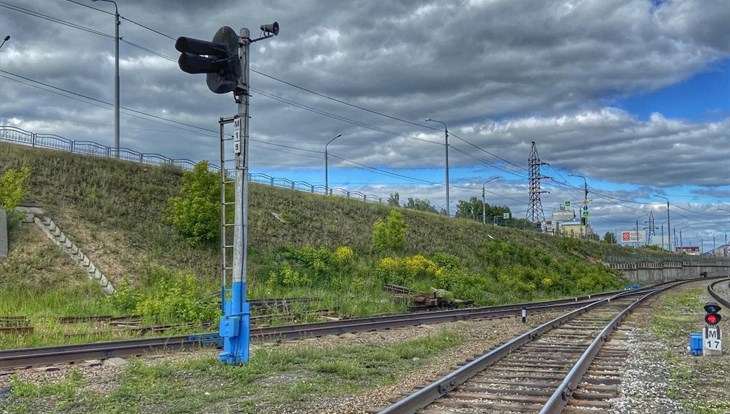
[219,116,236,310]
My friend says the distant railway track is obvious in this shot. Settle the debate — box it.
[373,281,685,413]
[707,277,730,308]
[0,283,691,371]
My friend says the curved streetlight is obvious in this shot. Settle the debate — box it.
[425,118,449,216]
[91,0,120,158]
[324,133,342,195]
[0,35,9,49]
[482,177,500,224]
[654,195,671,252]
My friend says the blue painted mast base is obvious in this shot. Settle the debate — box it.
[219,281,250,364]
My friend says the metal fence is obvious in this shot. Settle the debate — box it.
[0,125,384,204]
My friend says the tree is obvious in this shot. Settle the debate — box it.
[373,210,407,252]
[387,192,400,207]
[603,232,617,244]
[403,197,438,214]
[165,161,220,245]
[455,197,483,220]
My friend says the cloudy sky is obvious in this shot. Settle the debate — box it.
[1,0,729,251]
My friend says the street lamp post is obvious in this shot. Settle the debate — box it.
[92,0,120,159]
[0,35,9,49]
[426,118,449,216]
[324,133,342,195]
[482,177,500,224]
[654,195,671,252]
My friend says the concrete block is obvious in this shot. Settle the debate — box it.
[104,357,129,367]
[90,269,102,280]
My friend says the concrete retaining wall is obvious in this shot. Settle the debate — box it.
[607,259,730,284]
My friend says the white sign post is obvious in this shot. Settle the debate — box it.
[703,326,722,356]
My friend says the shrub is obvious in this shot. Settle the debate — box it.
[0,166,31,227]
[373,210,406,252]
[333,246,354,266]
[165,161,220,245]
[375,255,441,286]
[109,267,218,323]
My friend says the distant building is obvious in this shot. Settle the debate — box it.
[550,202,596,238]
[557,222,592,239]
[712,244,730,257]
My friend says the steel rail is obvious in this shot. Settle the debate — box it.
[539,282,680,413]
[0,336,202,369]
[0,283,684,371]
[376,280,687,414]
[0,299,599,370]
[707,277,730,309]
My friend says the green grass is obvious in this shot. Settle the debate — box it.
[4,328,464,413]
[0,141,656,347]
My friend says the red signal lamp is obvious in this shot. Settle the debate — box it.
[705,313,721,325]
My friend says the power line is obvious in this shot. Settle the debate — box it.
[64,0,111,15]
[120,16,176,41]
[0,1,112,39]
[121,39,176,61]
[251,69,441,132]
[329,154,436,185]
[253,89,440,146]
[33,2,523,177]
[449,132,527,172]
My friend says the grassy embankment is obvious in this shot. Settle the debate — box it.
[0,142,658,347]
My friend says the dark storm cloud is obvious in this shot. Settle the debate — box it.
[1,0,728,190]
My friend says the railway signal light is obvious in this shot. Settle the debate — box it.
[175,26,242,94]
[704,302,722,326]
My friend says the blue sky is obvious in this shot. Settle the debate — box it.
[615,59,730,122]
[1,0,728,252]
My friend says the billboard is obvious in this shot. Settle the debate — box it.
[620,230,645,244]
[552,209,575,222]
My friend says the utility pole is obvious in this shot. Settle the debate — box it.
[569,173,588,239]
[482,177,499,224]
[426,118,449,216]
[655,195,671,252]
[661,224,664,250]
[92,0,120,158]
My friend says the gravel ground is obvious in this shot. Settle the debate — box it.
[608,282,730,414]
[608,313,692,414]
[3,284,729,414]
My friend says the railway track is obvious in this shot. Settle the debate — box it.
[0,284,680,371]
[708,277,730,308]
[374,281,683,414]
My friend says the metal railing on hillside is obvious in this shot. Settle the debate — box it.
[0,125,384,204]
